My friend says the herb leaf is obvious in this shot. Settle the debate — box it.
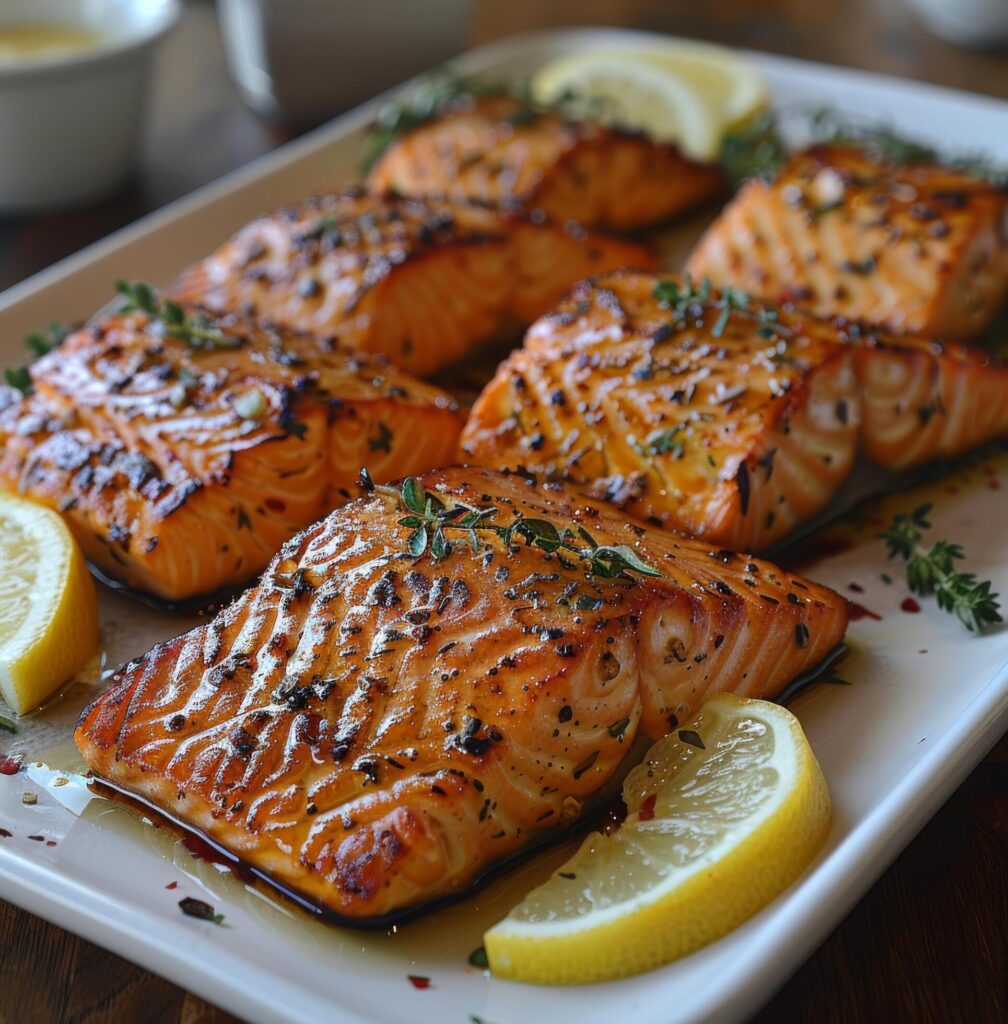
[0,714,17,734]
[879,503,1002,633]
[374,472,661,584]
[116,280,241,351]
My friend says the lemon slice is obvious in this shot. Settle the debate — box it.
[530,43,767,161]
[484,694,831,984]
[0,493,99,714]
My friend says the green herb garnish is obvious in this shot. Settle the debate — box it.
[362,472,661,582]
[880,503,1002,633]
[4,321,71,396]
[116,280,241,351]
[468,946,489,969]
[719,109,788,186]
[3,366,33,396]
[0,714,17,734]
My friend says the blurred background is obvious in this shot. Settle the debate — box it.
[3,0,1008,293]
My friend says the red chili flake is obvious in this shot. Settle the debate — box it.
[407,975,431,990]
[0,756,22,776]
[46,840,57,847]
[264,497,286,512]
[901,597,921,613]
[639,793,658,821]
[165,881,178,890]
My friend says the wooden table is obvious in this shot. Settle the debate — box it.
[1,1,1006,1021]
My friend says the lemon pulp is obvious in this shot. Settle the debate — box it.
[484,694,831,984]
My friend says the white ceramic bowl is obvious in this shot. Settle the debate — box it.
[0,0,180,214]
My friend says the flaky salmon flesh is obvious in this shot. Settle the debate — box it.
[75,466,848,923]
[0,308,463,602]
[366,95,726,232]
[462,272,862,552]
[462,273,1008,547]
[170,188,655,378]
[687,144,1008,339]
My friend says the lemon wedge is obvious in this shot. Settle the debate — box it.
[484,694,831,984]
[530,43,767,161]
[0,493,99,714]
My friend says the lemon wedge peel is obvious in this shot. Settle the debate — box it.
[484,694,831,985]
[530,43,768,162]
[0,493,99,714]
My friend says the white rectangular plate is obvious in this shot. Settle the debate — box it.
[1,28,1007,1024]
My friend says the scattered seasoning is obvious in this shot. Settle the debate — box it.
[468,946,489,969]
[178,897,225,924]
[21,793,37,805]
[901,597,922,614]
[0,829,11,838]
[27,835,44,842]
[368,421,393,453]
[407,975,431,990]
[0,714,16,734]
[795,623,810,648]
[165,881,178,890]
[881,573,893,585]
[572,750,599,780]
[233,387,266,420]
[678,729,705,750]
[608,717,631,742]
[639,793,658,821]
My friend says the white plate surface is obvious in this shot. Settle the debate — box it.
[1,27,1007,1024]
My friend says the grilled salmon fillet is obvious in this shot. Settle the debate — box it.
[75,466,847,923]
[170,188,654,377]
[0,307,463,602]
[461,272,861,551]
[366,95,725,232]
[843,324,1008,469]
[687,144,1008,338]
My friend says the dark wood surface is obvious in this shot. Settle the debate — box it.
[1,1,1006,1022]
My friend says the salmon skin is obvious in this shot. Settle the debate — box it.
[687,144,1008,339]
[366,95,726,233]
[0,307,463,602]
[461,271,861,552]
[75,466,848,924]
[170,188,655,378]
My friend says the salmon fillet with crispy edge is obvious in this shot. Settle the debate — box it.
[461,272,861,552]
[75,466,847,923]
[0,307,463,602]
[366,95,725,232]
[170,188,655,378]
[686,144,1008,339]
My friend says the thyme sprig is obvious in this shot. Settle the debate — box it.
[880,503,1002,634]
[720,109,788,186]
[4,321,71,396]
[359,470,660,581]
[116,280,241,351]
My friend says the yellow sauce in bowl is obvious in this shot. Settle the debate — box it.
[0,23,103,63]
